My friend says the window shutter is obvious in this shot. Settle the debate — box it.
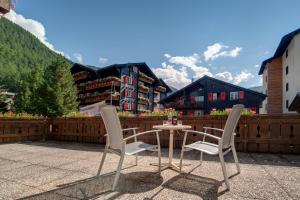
[239,91,245,99]
[208,93,213,102]
[221,92,226,101]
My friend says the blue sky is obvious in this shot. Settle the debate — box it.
[5,0,300,89]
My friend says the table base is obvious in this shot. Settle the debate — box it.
[150,162,191,172]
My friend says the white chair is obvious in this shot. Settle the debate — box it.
[179,104,244,190]
[97,104,161,191]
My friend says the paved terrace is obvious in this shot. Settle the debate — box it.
[0,142,299,200]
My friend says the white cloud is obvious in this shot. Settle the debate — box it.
[214,71,233,82]
[165,54,211,79]
[164,53,171,58]
[73,53,83,63]
[233,71,254,85]
[5,10,64,55]
[153,62,191,89]
[254,64,260,68]
[203,43,242,61]
[99,57,108,64]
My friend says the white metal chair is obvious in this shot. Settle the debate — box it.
[179,104,244,190]
[97,104,161,191]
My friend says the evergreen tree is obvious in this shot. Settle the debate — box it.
[0,17,68,92]
[14,66,44,114]
[40,60,78,117]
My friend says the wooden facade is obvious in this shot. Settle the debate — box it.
[71,63,170,114]
[161,76,266,115]
[266,57,283,114]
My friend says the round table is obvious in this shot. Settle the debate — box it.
[153,124,191,171]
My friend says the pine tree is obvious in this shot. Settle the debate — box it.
[14,66,44,114]
[39,59,78,117]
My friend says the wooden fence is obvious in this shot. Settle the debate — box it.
[0,119,48,143]
[1,115,300,154]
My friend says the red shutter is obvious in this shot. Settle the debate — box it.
[190,96,195,103]
[125,88,128,97]
[131,91,135,98]
[239,91,245,99]
[208,93,213,102]
[221,92,226,101]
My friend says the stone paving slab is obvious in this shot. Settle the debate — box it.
[0,141,299,200]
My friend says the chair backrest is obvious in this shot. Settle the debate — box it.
[222,104,244,149]
[99,104,123,151]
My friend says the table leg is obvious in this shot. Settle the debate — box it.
[168,129,174,165]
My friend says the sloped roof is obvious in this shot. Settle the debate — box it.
[71,62,165,87]
[161,75,266,102]
[259,28,300,75]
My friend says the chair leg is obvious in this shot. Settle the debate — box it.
[200,152,203,164]
[219,151,230,190]
[158,146,161,175]
[97,147,108,176]
[135,153,138,166]
[232,146,240,173]
[112,152,125,191]
[179,146,185,173]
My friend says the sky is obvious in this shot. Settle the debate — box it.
[4,0,300,89]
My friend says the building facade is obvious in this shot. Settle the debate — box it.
[160,76,266,115]
[71,63,170,114]
[259,28,300,114]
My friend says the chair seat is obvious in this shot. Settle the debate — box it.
[125,141,157,155]
[185,141,219,155]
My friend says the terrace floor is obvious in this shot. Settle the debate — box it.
[0,142,299,200]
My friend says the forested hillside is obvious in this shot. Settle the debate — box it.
[0,17,67,92]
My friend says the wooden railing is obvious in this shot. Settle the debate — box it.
[1,115,300,154]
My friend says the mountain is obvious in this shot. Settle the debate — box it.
[168,85,178,95]
[0,17,67,92]
[249,86,263,93]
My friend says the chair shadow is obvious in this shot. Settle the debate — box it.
[18,171,163,200]
[160,173,223,200]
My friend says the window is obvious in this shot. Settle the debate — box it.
[286,66,289,75]
[286,83,289,91]
[286,100,289,109]
[286,49,288,58]
[195,96,204,102]
[213,93,218,101]
[230,92,239,101]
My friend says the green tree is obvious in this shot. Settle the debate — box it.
[14,66,44,114]
[39,60,78,117]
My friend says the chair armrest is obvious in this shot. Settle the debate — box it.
[122,127,139,132]
[184,130,221,141]
[203,127,224,132]
[123,130,162,141]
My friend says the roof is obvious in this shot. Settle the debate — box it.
[289,92,300,112]
[161,75,266,102]
[71,62,166,88]
[259,28,300,75]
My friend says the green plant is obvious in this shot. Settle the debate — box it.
[210,108,254,116]
[63,112,90,118]
[139,108,179,117]
[118,112,135,118]
[0,112,43,119]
